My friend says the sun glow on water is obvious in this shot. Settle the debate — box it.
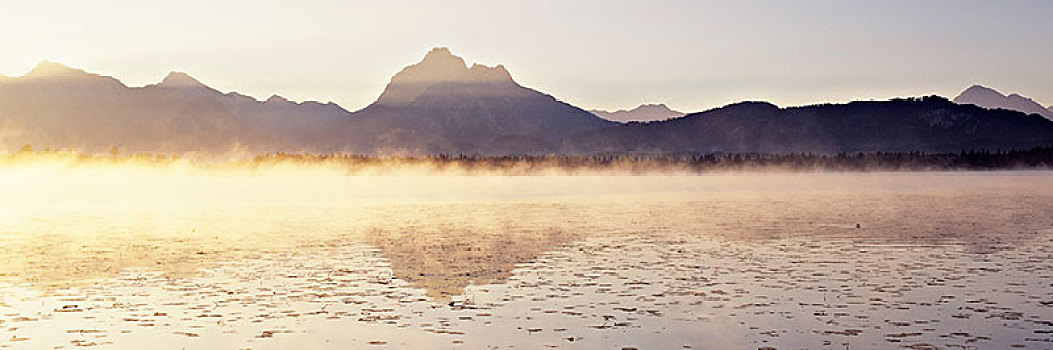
[1,158,1051,349]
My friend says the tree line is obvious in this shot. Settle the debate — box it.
[7,144,1053,173]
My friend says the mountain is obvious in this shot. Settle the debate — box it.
[566,96,1053,154]
[0,50,611,155]
[0,61,350,152]
[590,103,685,122]
[953,85,1053,120]
[3,55,1053,156]
[340,47,613,154]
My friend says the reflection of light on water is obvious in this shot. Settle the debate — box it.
[0,163,1052,349]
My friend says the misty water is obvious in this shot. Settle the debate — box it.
[1,171,1051,350]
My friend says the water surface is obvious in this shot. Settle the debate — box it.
[1,172,1051,349]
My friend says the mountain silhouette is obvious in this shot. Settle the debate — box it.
[0,61,350,152]
[589,103,685,122]
[340,47,612,154]
[567,97,1053,153]
[2,54,1053,155]
[953,85,1053,120]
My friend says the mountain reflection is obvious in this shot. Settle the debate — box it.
[2,174,1051,302]
[363,203,584,301]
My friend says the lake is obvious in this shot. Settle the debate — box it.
[1,170,1051,349]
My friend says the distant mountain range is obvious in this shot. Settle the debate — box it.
[2,48,1052,155]
[953,85,1053,120]
[568,97,1053,153]
[0,60,350,152]
[589,104,685,122]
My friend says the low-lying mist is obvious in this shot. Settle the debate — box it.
[4,151,1052,212]
[2,152,1051,292]
[4,145,1053,179]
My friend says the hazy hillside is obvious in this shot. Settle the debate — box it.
[567,96,1053,154]
[0,50,611,155]
[953,85,1053,120]
[0,61,350,153]
[2,55,1052,156]
[590,104,685,122]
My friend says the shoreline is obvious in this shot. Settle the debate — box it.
[3,146,1053,175]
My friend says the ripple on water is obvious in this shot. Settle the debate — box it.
[1,174,1052,349]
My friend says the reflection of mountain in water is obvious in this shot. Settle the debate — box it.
[362,203,585,301]
[3,176,1052,295]
[360,191,1053,301]
[369,227,578,302]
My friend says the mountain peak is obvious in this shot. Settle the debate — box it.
[467,63,513,82]
[159,71,207,88]
[26,60,89,77]
[589,103,686,122]
[423,47,456,60]
[376,47,519,106]
[411,47,469,79]
[265,94,290,103]
[724,100,781,111]
[963,84,1001,94]
[1006,93,1037,103]
[635,103,676,112]
[954,84,1052,119]
[954,85,1005,103]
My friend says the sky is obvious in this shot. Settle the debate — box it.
[1,0,1051,112]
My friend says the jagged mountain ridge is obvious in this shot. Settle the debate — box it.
[0,49,613,154]
[341,47,613,154]
[0,61,351,152]
[2,53,1053,155]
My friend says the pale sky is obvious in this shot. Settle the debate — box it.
[1,0,1051,113]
